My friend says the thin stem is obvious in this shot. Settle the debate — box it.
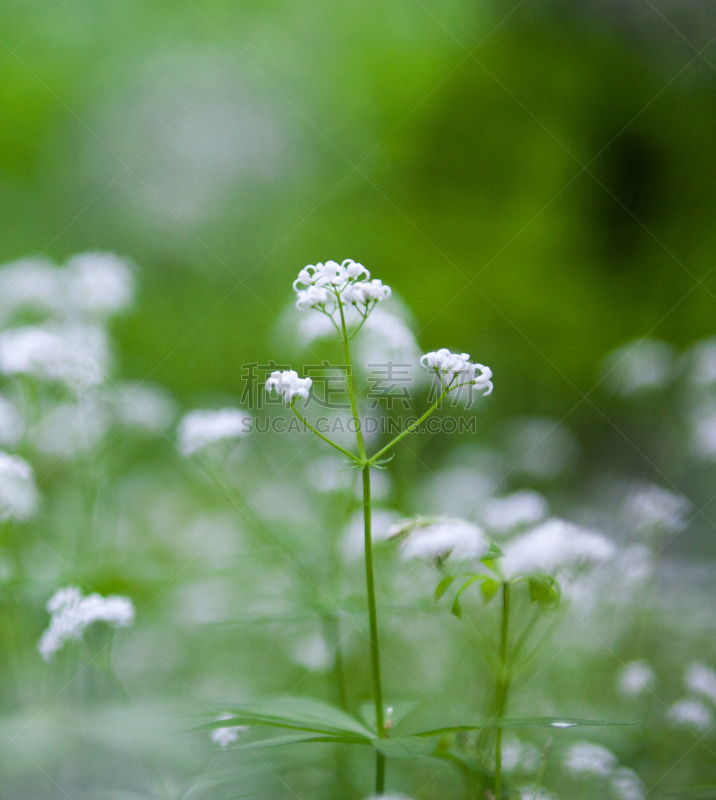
[290,402,362,463]
[336,290,366,460]
[368,389,449,464]
[495,581,511,800]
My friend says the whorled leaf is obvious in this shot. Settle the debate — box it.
[197,696,376,739]
[411,717,636,737]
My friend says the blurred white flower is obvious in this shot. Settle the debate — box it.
[65,252,134,316]
[667,698,714,731]
[685,662,716,706]
[265,370,312,404]
[611,767,646,800]
[623,483,690,534]
[341,278,391,306]
[617,661,656,698]
[0,257,66,319]
[501,736,541,772]
[481,490,548,534]
[0,395,24,447]
[342,509,402,560]
[35,399,108,458]
[0,452,38,521]
[294,259,368,291]
[602,338,677,395]
[114,381,177,432]
[0,322,109,392]
[420,349,493,396]
[684,338,716,385]
[619,544,654,584]
[177,408,250,456]
[289,632,333,670]
[564,741,617,777]
[520,788,556,800]
[38,586,135,662]
[419,465,495,518]
[502,519,616,578]
[209,713,248,748]
[396,518,490,562]
[689,402,716,461]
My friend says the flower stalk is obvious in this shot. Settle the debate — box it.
[494,580,511,800]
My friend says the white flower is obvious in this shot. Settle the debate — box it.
[684,338,716,385]
[0,257,67,319]
[617,661,656,698]
[667,698,714,731]
[210,713,248,748]
[293,259,369,291]
[35,398,109,458]
[393,518,490,562]
[602,338,677,395]
[341,279,391,306]
[295,284,335,312]
[38,586,135,662]
[501,736,541,772]
[265,370,312,404]
[501,518,616,578]
[0,322,109,392]
[611,768,645,800]
[420,349,493,396]
[564,741,617,777]
[623,483,689,534]
[690,403,716,461]
[289,632,333,670]
[481,491,548,534]
[685,663,716,706]
[520,788,556,800]
[0,452,38,521]
[65,252,134,316]
[177,408,251,456]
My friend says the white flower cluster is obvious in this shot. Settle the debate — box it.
[617,660,656,698]
[293,259,390,313]
[0,452,38,521]
[209,713,249,748]
[177,408,251,456]
[667,698,714,731]
[0,322,110,393]
[685,662,716,705]
[623,483,690,534]
[265,370,312,404]
[481,490,548,534]
[390,517,490,562]
[0,252,134,322]
[38,586,135,662]
[564,741,618,777]
[501,518,616,578]
[420,349,493,396]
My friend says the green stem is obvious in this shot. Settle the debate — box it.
[364,464,387,794]
[495,581,511,800]
[368,389,449,465]
[290,402,362,463]
[336,291,366,460]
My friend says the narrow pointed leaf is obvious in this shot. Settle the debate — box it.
[412,717,636,737]
[371,736,437,759]
[435,575,458,601]
[480,578,501,605]
[198,697,375,739]
[451,575,489,619]
[226,732,371,750]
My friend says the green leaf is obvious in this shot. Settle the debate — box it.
[667,787,716,799]
[198,697,376,739]
[412,717,636,737]
[435,575,458,601]
[480,578,501,605]
[226,732,371,750]
[451,575,490,619]
[371,736,437,759]
[528,574,561,609]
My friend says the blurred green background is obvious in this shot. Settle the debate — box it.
[3,2,716,798]
[4,0,716,412]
